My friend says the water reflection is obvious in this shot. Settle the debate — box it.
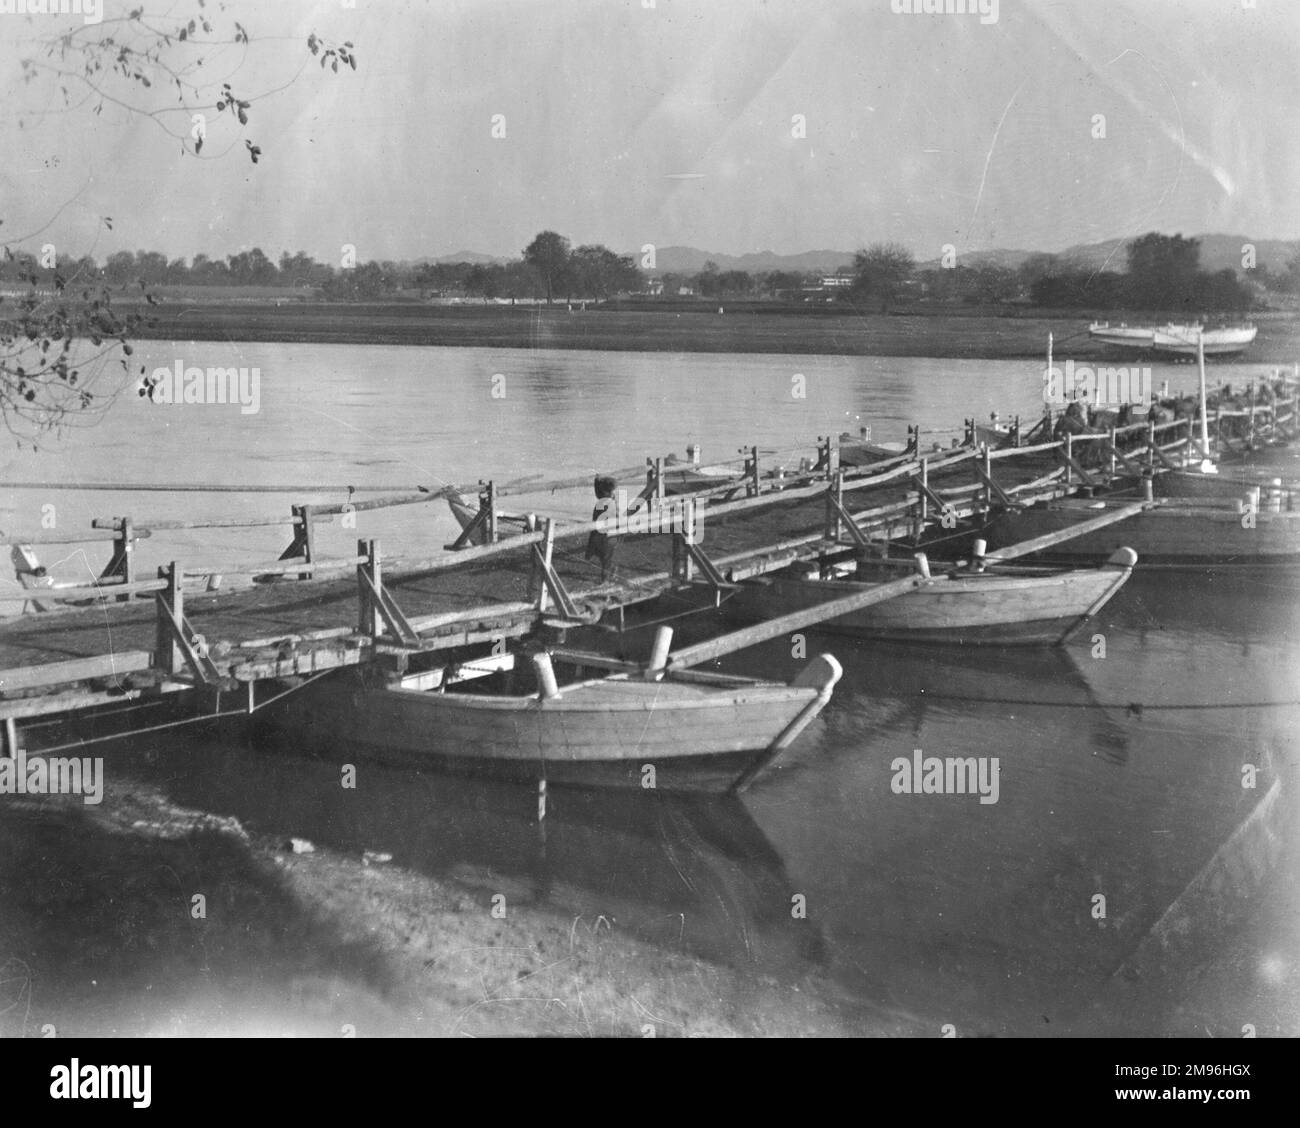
[125,735,827,981]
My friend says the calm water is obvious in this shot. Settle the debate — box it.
[4,343,1298,1035]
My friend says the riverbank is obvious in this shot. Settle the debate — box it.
[119,299,1300,362]
[0,783,916,1038]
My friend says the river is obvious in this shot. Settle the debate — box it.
[3,342,1297,1036]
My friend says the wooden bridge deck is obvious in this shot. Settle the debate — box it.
[0,399,1289,727]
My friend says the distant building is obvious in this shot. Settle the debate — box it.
[820,274,853,288]
[646,278,664,296]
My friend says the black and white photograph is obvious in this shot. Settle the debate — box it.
[0,0,1296,1063]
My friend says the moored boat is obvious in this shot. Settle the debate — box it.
[986,495,1300,569]
[1151,324,1256,357]
[446,490,531,544]
[259,646,843,793]
[1087,321,1256,357]
[718,549,1136,646]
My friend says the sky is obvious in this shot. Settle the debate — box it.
[0,0,1297,265]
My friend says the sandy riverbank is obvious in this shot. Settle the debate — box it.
[0,783,919,1038]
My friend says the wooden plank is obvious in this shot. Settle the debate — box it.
[668,574,925,668]
[985,502,1152,562]
[0,576,167,603]
[987,439,1062,460]
[3,530,136,546]
[0,650,155,693]
[0,676,197,721]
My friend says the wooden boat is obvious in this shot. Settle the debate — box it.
[660,460,746,496]
[446,491,531,544]
[719,549,1136,646]
[1088,321,1257,357]
[1150,323,1256,358]
[1149,465,1298,503]
[262,647,843,793]
[986,496,1300,569]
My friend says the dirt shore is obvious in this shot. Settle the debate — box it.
[118,300,1300,362]
[0,783,918,1038]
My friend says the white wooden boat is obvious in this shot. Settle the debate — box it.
[1150,324,1256,357]
[263,649,842,792]
[1087,321,1256,357]
[720,550,1136,646]
[987,496,1300,569]
[1088,322,1157,349]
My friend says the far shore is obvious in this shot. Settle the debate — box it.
[115,298,1300,363]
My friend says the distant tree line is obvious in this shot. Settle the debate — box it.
[0,230,650,304]
[6,229,1293,310]
[841,232,1293,312]
[1024,234,1257,312]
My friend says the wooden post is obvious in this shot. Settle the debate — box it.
[100,517,136,601]
[537,519,555,612]
[357,538,381,638]
[1147,417,1157,475]
[746,445,760,497]
[1107,427,1118,480]
[918,457,930,526]
[532,651,561,699]
[1064,434,1073,487]
[653,458,665,505]
[2,717,18,760]
[482,482,498,545]
[278,505,316,579]
[980,445,993,509]
[299,505,315,579]
[645,626,673,680]
[155,561,183,676]
[525,514,541,605]
[825,470,845,544]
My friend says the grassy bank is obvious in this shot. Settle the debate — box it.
[119,299,1300,361]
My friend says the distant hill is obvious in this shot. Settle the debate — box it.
[414,251,512,266]
[640,246,857,276]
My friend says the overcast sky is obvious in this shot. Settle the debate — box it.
[0,0,1296,264]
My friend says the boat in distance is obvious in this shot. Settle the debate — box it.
[1087,321,1257,357]
[260,648,843,793]
[717,549,1137,646]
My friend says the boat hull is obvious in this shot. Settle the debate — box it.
[721,564,1130,646]
[1087,323,1256,357]
[987,498,1300,569]
[1150,326,1257,356]
[260,662,839,792]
